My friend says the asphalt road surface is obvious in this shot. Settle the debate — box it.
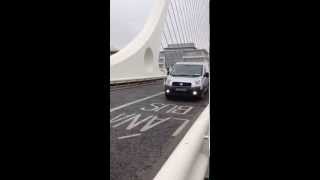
[110,80,209,180]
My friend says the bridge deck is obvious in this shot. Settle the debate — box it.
[110,80,209,180]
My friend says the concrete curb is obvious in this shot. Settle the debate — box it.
[153,105,210,180]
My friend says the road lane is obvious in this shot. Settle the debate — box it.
[110,92,164,112]
[110,82,209,180]
[110,81,164,109]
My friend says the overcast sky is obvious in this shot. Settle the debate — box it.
[110,0,209,51]
[110,0,155,49]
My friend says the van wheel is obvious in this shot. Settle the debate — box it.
[165,94,171,99]
[198,92,205,100]
[205,88,209,94]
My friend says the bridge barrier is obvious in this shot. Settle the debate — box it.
[153,105,210,180]
[110,75,166,85]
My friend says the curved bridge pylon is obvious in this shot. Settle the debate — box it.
[110,0,169,82]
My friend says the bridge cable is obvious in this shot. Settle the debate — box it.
[180,0,190,43]
[176,0,188,43]
[167,1,183,58]
[201,3,209,51]
[165,20,173,45]
[160,39,164,50]
[186,0,196,46]
[195,0,203,48]
[180,0,192,43]
[167,2,180,45]
[177,0,192,62]
[163,8,173,48]
[165,6,180,60]
[195,0,206,49]
[172,0,187,44]
[201,8,210,51]
[197,0,207,48]
[171,0,187,58]
[170,0,183,44]
[197,1,209,50]
[169,0,183,48]
[160,34,165,48]
[190,0,199,47]
[161,27,167,47]
[160,4,180,67]
[161,30,169,49]
[194,0,206,49]
[202,0,210,50]
[201,1,210,49]
[170,0,183,45]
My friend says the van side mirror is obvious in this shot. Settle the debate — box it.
[204,72,209,78]
[167,71,169,75]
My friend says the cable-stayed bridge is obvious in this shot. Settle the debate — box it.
[110,1,210,179]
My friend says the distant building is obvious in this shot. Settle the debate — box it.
[159,43,209,72]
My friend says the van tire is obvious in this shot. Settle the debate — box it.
[205,87,209,94]
[165,94,171,99]
[198,91,205,100]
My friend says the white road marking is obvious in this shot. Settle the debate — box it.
[110,92,164,112]
[170,105,193,115]
[110,113,136,124]
[140,103,164,112]
[172,118,190,136]
[117,133,141,140]
[140,116,171,132]
[165,105,178,113]
[110,112,189,136]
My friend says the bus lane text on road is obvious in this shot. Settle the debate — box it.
[110,103,194,139]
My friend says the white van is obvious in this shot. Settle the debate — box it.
[164,62,209,99]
